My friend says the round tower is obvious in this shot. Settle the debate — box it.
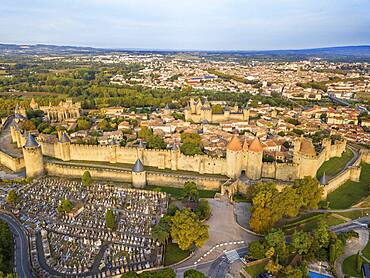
[226,135,243,179]
[246,137,263,180]
[22,133,44,178]
[59,132,71,161]
[132,159,146,188]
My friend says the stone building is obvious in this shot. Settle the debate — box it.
[184,98,249,124]
[22,133,44,178]
[32,98,82,122]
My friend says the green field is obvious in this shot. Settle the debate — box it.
[146,185,218,199]
[336,209,370,220]
[326,163,370,209]
[363,239,370,261]
[342,255,361,277]
[317,148,354,180]
[244,262,267,278]
[164,243,191,266]
[281,213,344,234]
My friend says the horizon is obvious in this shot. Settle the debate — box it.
[1,0,370,51]
[2,42,370,53]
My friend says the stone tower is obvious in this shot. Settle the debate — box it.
[226,135,243,179]
[246,137,263,180]
[59,132,71,161]
[170,143,179,171]
[132,159,146,188]
[22,133,44,178]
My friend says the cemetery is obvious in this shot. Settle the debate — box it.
[15,176,168,277]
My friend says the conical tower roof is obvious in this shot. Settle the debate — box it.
[299,138,316,156]
[249,137,263,152]
[24,133,39,148]
[227,135,242,151]
[132,159,144,173]
[60,132,71,143]
[320,172,327,185]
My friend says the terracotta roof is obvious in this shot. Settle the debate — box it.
[227,135,242,151]
[299,138,316,156]
[249,137,264,152]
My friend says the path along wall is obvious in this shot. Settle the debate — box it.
[45,163,225,190]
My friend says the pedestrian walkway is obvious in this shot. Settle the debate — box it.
[224,249,240,263]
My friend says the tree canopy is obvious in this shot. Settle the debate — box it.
[170,209,209,250]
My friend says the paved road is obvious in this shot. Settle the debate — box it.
[175,247,248,278]
[335,228,369,278]
[0,213,34,278]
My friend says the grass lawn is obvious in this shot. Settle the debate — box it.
[342,255,361,277]
[317,148,354,179]
[336,209,370,220]
[363,239,370,261]
[146,185,218,199]
[164,243,191,266]
[281,213,344,234]
[326,163,370,209]
[244,262,267,278]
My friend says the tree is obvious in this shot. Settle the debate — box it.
[194,199,211,221]
[19,120,36,131]
[105,209,116,230]
[138,127,153,140]
[152,215,171,245]
[211,104,223,114]
[181,133,201,145]
[265,230,287,261]
[313,219,330,249]
[57,198,73,213]
[147,135,166,149]
[180,142,203,156]
[184,181,199,202]
[77,117,90,130]
[279,187,303,218]
[82,171,92,187]
[183,269,206,278]
[151,268,176,278]
[170,209,209,250]
[6,189,19,206]
[356,252,363,273]
[248,240,266,259]
[290,230,312,255]
[265,260,282,274]
[121,272,139,278]
[294,177,323,209]
[329,237,344,265]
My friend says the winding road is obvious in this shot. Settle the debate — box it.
[0,212,34,278]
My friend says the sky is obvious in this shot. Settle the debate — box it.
[0,0,370,51]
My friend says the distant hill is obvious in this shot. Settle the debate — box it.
[0,43,370,61]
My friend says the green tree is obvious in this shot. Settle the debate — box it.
[290,230,312,255]
[82,171,92,187]
[183,269,206,278]
[294,177,323,209]
[181,133,201,145]
[180,142,203,156]
[147,135,166,149]
[105,209,116,230]
[265,230,287,261]
[6,189,19,206]
[57,198,73,213]
[151,268,176,278]
[194,199,211,221]
[184,181,199,202]
[170,209,209,250]
[121,272,139,278]
[77,117,90,130]
[329,237,344,265]
[138,127,153,140]
[152,215,171,245]
[313,219,330,249]
[356,251,363,273]
[211,104,223,114]
[248,240,266,259]
[19,120,36,131]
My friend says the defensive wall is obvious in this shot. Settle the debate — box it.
[0,149,25,172]
[45,162,225,190]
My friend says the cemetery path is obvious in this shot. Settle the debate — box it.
[174,199,258,270]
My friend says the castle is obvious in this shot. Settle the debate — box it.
[9,125,347,190]
[30,98,81,122]
[184,98,250,123]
